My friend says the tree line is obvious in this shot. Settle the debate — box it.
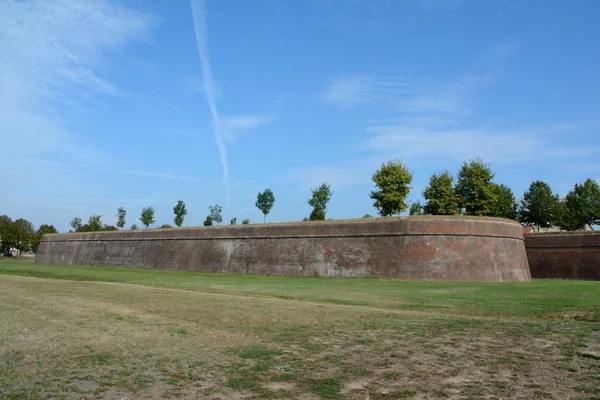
[2,157,597,255]
[373,158,599,232]
[0,216,57,254]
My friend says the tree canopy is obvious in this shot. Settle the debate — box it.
[256,189,275,223]
[518,180,561,231]
[422,170,460,215]
[556,178,600,231]
[116,208,126,229]
[490,184,517,220]
[173,200,187,227]
[308,183,333,221]
[140,207,155,229]
[370,161,413,216]
[209,204,223,225]
[455,158,497,216]
[70,217,82,232]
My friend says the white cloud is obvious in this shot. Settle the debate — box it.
[0,0,154,229]
[0,0,152,158]
[320,75,409,107]
[363,124,597,165]
[396,73,501,117]
[220,114,274,142]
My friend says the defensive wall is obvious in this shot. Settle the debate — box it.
[524,232,600,280]
[35,216,530,282]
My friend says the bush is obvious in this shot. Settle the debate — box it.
[242,219,250,225]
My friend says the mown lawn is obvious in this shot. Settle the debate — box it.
[1,258,599,399]
[1,258,598,320]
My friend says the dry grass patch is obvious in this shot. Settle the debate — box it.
[0,273,599,399]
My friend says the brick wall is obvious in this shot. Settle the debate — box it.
[36,216,531,282]
[524,232,600,280]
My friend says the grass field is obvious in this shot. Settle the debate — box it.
[1,259,599,399]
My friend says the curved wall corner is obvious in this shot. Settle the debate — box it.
[524,232,600,280]
[36,216,531,282]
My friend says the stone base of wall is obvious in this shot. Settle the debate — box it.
[524,232,600,280]
[36,216,531,282]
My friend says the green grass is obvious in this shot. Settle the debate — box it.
[1,258,598,320]
[1,258,599,399]
[311,378,342,398]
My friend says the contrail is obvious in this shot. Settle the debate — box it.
[189,0,230,205]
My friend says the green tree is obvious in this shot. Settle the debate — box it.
[31,224,57,252]
[0,215,15,250]
[422,170,460,215]
[256,189,275,223]
[203,216,213,226]
[87,215,103,232]
[130,224,138,230]
[491,184,517,220]
[158,224,173,229]
[308,183,333,221]
[242,219,250,225]
[455,158,497,216]
[362,214,373,218]
[116,207,126,229]
[13,218,35,254]
[70,217,82,231]
[173,200,187,227]
[517,181,561,232]
[101,225,118,231]
[230,217,237,225]
[140,207,155,229]
[556,178,600,231]
[209,204,223,225]
[370,161,413,216]
[409,201,424,215]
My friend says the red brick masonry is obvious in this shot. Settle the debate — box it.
[36,216,531,282]
[524,232,600,280]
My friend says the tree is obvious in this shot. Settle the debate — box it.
[370,161,413,216]
[140,207,155,229]
[455,158,497,216]
[490,184,517,220]
[130,224,138,230]
[422,170,460,215]
[308,183,333,221]
[173,200,187,227]
[256,189,275,223]
[409,202,424,216]
[87,215,103,232]
[0,215,15,250]
[32,224,57,252]
[70,217,82,231]
[230,218,237,225]
[159,224,173,229]
[556,178,600,231]
[209,204,223,225]
[116,207,126,229]
[101,225,118,231]
[518,181,561,232]
[309,207,325,221]
[242,219,250,225]
[362,214,373,218]
[13,218,35,254]
[203,216,213,226]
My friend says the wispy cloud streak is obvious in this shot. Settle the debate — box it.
[189,0,230,204]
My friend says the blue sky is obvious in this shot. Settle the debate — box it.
[1,0,599,232]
